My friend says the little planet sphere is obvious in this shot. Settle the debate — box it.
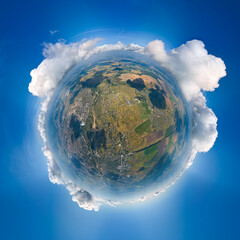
[46,50,191,201]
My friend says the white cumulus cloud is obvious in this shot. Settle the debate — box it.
[29,39,99,97]
[28,38,226,211]
[145,39,226,101]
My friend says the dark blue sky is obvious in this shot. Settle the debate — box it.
[1,0,240,239]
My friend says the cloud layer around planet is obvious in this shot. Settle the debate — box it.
[28,38,226,211]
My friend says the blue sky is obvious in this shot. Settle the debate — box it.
[0,0,240,239]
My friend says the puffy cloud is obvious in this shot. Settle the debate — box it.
[191,93,218,153]
[66,182,101,211]
[28,38,226,210]
[145,40,226,101]
[29,39,99,97]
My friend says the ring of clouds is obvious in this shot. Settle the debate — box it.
[28,38,226,211]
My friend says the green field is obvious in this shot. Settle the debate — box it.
[139,102,151,119]
[134,119,151,134]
